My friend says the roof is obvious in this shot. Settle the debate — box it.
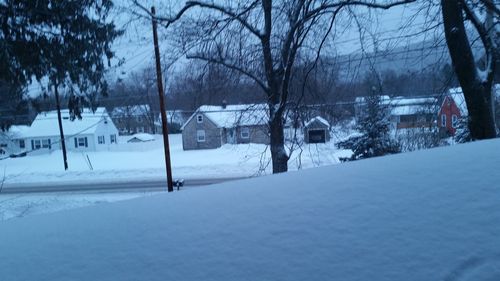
[182,104,268,130]
[447,88,468,115]
[355,95,391,104]
[21,107,109,138]
[390,97,438,116]
[305,116,330,128]
[127,133,155,142]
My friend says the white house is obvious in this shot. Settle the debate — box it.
[0,125,29,156]
[16,107,119,154]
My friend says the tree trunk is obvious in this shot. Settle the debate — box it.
[441,0,497,139]
[269,111,288,173]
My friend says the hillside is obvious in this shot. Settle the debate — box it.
[0,139,499,280]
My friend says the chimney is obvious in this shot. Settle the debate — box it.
[222,99,227,109]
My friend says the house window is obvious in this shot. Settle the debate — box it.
[75,137,88,148]
[19,140,25,149]
[441,114,446,127]
[451,115,458,128]
[41,139,51,149]
[197,115,203,123]
[98,136,105,144]
[137,116,142,123]
[110,134,117,144]
[240,127,250,139]
[197,130,206,142]
[32,140,41,149]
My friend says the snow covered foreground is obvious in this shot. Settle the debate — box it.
[1,140,500,280]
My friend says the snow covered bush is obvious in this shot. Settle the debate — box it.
[337,95,400,160]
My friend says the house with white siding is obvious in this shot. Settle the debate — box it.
[15,107,119,154]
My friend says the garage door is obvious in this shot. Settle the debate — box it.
[308,129,326,143]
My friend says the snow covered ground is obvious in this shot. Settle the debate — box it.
[1,134,351,186]
[0,190,163,221]
[0,138,499,280]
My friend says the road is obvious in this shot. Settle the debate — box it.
[0,177,247,194]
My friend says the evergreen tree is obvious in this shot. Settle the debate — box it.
[453,117,472,144]
[0,0,122,96]
[338,95,400,160]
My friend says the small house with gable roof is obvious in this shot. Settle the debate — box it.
[181,104,269,150]
[304,116,330,143]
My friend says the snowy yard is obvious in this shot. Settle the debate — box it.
[0,138,499,280]
[1,133,351,186]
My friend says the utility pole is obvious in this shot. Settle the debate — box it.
[151,6,174,192]
[54,80,69,170]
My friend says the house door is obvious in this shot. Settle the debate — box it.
[227,128,236,144]
[308,129,326,143]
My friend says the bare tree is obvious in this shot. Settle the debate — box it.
[134,0,415,173]
[441,0,499,139]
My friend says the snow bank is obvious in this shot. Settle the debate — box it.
[2,134,350,186]
[0,139,499,280]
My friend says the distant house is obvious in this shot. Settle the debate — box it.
[438,89,467,136]
[16,107,118,154]
[438,85,500,135]
[111,104,155,135]
[355,95,438,130]
[304,116,330,144]
[181,104,269,150]
[390,97,438,130]
[155,110,192,134]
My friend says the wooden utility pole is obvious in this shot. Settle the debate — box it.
[54,80,69,170]
[151,6,174,192]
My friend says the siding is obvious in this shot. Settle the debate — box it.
[182,113,222,150]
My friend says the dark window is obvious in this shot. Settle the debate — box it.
[308,129,326,143]
[19,140,25,149]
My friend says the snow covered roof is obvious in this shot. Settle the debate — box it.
[447,87,468,115]
[21,107,110,138]
[305,116,330,127]
[127,133,155,142]
[182,104,268,130]
[390,97,438,116]
[0,138,499,280]
[112,104,150,117]
[355,95,391,104]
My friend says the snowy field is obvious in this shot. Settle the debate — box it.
[1,133,351,186]
[0,139,499,280]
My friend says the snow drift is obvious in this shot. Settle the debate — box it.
[0,139,499,280]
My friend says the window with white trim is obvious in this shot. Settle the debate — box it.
[451,115,458,128]
[19,140,25,149]
[441,114,446,127]
[98,136,105,144]
[32,140,41,149]
[197,130,206,142]
[241,127,250,139]
[197,115,203,123]
[110,134,117,144]
[75,137,88,148]
[41,139,51,149]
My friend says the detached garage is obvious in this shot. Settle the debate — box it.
[304,116,330,144]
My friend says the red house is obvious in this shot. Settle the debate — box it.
[438,89,467,135]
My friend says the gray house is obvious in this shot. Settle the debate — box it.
[181,104,269,150]
[304,116,330,143]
